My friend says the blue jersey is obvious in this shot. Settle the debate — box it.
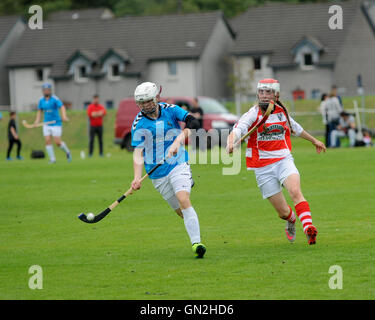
[131,102,189,179]
[38,95,63,126]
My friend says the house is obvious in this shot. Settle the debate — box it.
[6,11,235,112]
[0,16,25,108]
[230,0,375,101]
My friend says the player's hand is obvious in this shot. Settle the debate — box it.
[62,116,69,122]
[313,139,326,154]
[226,141,234,154]
[168,141,180,158]
[131,179,141,192]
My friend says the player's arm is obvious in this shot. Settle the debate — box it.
[10,126,18,140]
[299,130,326,154]
[226,108,257,153]
[34,109,42,124]
[289,116,325,153]
[168,114,200,158]
[60,105,69,122]
[131,147,144,191]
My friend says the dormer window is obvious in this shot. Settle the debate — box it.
[304,53,313,66]
[111,64,120,77]
[75,64,89,82]
[291,36,324,71]
[79,65,87,78]
[100,49,129,81]
[67,50,95,83]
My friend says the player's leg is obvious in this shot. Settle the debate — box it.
[170,163,205,258]
[44,126,56,163]
[283,173,317,245]
[267,191,296,242]
[53,127,71,162]
[15,140,23,160]
[6,139,14,160]
[88,126,95,157]
[256,160,296,242]
[348,128,356,147]
[98,126,103,156]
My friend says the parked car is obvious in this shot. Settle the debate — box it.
[114,96,238,151]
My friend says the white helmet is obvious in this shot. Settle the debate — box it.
[134,82,159,103]
[134,82,160,114]
[257,78,280,94]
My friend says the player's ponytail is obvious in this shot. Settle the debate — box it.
[276,100,295,134]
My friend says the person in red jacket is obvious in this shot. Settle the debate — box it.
[87,94,106,157]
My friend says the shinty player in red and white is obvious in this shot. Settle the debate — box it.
[226,79,326,245]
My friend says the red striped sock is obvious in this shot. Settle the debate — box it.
[283,205,296,223]
[295,201,313,233]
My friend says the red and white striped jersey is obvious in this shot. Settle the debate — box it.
[232,104,304,169]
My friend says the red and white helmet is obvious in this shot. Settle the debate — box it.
[257,78,280,95]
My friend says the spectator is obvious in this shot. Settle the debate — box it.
[331,85,343,107]
[6,111,23,160]
[325,91,343,147]
[189,98,204,150]
[318,93,329,146]
[363,130,373,147]
[87,94,106,157]
[330,111,356,148]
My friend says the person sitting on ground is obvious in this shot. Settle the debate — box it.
[330,111,356,148]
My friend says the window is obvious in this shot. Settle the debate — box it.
[79,65,87,78]
[311,89,321,99]
[75,64,89,82]
[35,68,44,82]
[111,64,120,77]
[106,100,113,109]
[168,61,177,75]
[253,57,261,70]
[304,53,313,66]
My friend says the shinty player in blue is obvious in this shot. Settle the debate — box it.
[34,83,72,163]
[131,82,206,258]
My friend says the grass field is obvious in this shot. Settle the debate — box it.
[0,138,374,300]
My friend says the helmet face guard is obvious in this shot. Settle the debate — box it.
[257,79,279,111]
[137,98,158,115]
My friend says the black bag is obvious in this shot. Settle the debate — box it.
[31,150,45,159]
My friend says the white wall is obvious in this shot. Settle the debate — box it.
[146,60,197,97]
[199,18,235,98]
[0,19,25,106]
[232,55,274,99]
[275,67,332,101]
[9,67,53,112]
[56,76,138,109]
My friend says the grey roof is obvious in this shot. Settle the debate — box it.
[0,15,22,45]
[7,11,230,77]
[230,1,360,67]
[48,8,114,20]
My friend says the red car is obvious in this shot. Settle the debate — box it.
[114,96,239,151]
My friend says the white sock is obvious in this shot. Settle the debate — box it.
[181,207,201,244]
[46,145,55,161]
[59,141,70,154]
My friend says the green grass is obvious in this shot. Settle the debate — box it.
[0,139,374,299]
